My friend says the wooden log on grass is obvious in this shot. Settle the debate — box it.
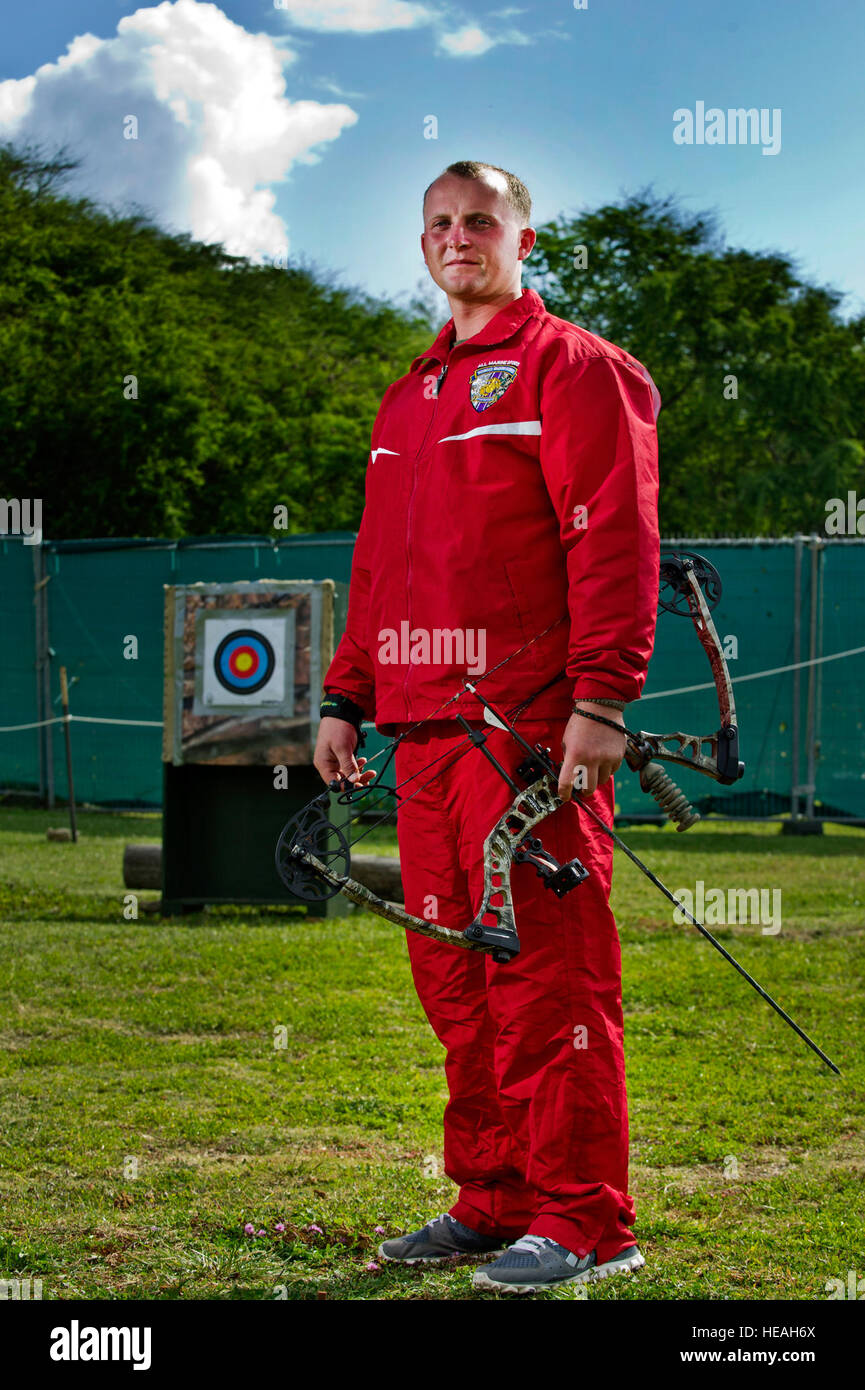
[346,855,404,902]
[122,844,405,900]
[123,844,163,890]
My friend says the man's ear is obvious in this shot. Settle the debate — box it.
[518,226,537,261]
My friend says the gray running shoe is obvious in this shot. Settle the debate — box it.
[473,1234,645,1293]
[378,1213,508,1265]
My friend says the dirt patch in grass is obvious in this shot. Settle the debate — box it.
[633,1132,865,1195]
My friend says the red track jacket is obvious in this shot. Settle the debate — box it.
[325,287,661,728]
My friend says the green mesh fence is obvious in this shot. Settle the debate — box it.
[1,534,863,820]
[2,538,39,793]
[1,535,358,806]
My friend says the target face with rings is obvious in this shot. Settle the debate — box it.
[214,629,276,695]
[195,610,292,714]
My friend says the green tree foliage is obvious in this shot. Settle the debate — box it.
[0,144,432,539]
[527,191,865,535]
[2,152,863,540]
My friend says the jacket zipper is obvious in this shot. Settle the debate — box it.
[401,320,528,712]
[403,353,450,712]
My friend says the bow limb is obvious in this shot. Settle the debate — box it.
[624,558,745,826]
[687,561,738,753]
[293,844,535,960]
[296,773,584,963]
[296,847,481,951]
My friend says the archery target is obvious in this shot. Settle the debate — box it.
[199,615,289,710]
[214,630,275,695]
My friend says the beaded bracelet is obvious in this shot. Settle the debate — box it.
[572,706,630,737]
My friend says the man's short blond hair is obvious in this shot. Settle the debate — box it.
[423,161,532,227]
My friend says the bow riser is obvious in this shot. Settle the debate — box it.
[626,728,741,784]
[465,774,581,959]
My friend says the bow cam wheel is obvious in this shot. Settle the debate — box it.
[659,550,723,616]
[275,802,350,903]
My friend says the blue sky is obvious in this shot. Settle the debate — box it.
[2,0,863,318]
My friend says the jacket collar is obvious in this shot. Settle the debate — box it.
[411,286,546,371]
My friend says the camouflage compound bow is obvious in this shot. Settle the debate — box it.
[275,552,839,1073]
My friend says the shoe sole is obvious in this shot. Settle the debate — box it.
[378,1243,508,1266]
[472,1248,645,1294]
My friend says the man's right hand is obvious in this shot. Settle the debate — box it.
[313,716,377,791]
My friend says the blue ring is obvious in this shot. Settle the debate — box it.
[214,629,275,695]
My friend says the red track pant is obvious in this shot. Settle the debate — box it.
[394,718,636,1263]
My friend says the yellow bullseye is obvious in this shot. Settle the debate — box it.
[234,651,254,673]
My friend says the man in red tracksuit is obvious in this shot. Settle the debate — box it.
[314,160,660,1293]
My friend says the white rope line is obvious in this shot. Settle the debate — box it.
[69,715,164,727]
[0,715,164,732]
[0,717,58,732]
[0,644,862,731]
[639,644,865,701]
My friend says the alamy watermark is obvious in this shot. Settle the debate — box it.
[673,102,781,156]
[673,880,782,935]
[49,1321,151,1369]
[0,1276,43,1299]
[825,491,865,534]
[378,623,486,675]
[825,1269,865,1299]
[0,497,42,545]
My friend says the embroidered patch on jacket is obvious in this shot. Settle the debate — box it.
[469,359,519,413]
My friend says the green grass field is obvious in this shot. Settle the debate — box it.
[0,804,863,1301]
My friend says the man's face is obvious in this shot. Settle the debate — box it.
[421,173,535,303]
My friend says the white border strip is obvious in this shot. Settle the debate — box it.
[438,420,541,443]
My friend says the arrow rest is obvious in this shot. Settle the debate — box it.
[512,835,590,896]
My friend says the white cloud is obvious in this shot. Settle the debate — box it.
[0,74,36,127]
[437,24,531,58]
[274,0,531,56]
[436,25,494,57]
[309,76,368,99]
[272,0,433,31]
[0,0,358,260]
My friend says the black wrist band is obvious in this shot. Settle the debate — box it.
[320,692,367,748]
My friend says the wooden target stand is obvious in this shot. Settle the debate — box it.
[153,579,351,918]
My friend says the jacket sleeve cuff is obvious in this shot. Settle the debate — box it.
[573,695,628,711]
[571,681,635,706]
